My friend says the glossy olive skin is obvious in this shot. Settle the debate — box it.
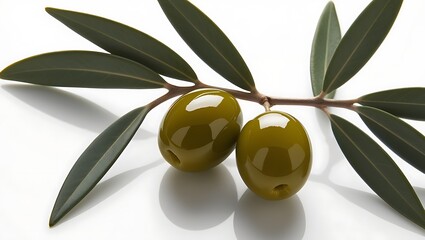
[159,89,242,172]
[236,111,311,200]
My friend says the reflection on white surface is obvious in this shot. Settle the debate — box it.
[234,191,305,240]
[159,165,237,230]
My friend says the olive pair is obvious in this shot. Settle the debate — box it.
[158,89,311,200]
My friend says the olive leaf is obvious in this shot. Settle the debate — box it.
[322,0,403,94]
[329,114,425,229]
[0,51,166,89]
[359,88,425,121]
[45,8,198,82]
[49,106,150,227]
[356,106,425,174]
[158,0,255,92]
[310,1,341,98]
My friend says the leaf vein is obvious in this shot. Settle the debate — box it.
[167,0,250,87]
[5,68,164,87]
[54,11,195,81]
[59,107,147,214]
[331,116,421,214]
[326,0,390,92]
[358,110,425,156]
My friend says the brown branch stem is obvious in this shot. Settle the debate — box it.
[149,82,358,111]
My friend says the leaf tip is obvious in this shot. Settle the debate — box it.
[0,66,11,80]
[45,7,65,18]
[326,1,336,8]
[48,214,59,227]
[49,204,69,227]
[45,7,56,14]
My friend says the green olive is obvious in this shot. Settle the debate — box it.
[236,111,311,200]
[158,88,243,172]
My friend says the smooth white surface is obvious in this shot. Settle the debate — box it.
[0,0,424,239]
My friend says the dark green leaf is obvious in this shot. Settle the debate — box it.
[310,1,341,98]
[49,106,150,226]
[359,88,425,121]
[329,114,425,229]
[45,7,197,82]
[0,51,166,89]
[158,0,255,91]
[357,106,425,173]
[322,0,403,94]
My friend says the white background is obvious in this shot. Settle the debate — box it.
[0,0,424,239]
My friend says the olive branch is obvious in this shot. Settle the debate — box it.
[0,0,424,229]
